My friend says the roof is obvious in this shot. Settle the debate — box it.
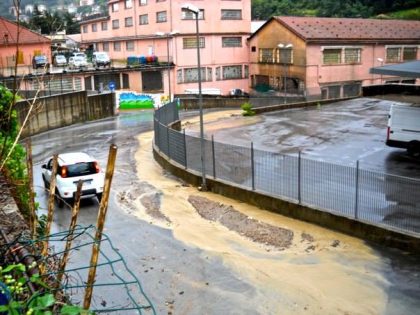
[0,16,50,45]
[58,152,96,165]
[370,60,420,78]
[250,16,420,42]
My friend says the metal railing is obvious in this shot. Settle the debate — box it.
[154,102,420,237]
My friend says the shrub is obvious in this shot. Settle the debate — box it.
[241,102,256,116]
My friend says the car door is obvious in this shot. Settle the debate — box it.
[43,158,54,183]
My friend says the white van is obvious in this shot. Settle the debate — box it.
[386,104,420,155]
[92,51,111,68]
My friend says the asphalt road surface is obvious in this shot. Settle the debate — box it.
[29,103,420,315]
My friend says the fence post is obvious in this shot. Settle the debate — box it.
[298,151,302,204]
[167,125,170,159]
[355,160,359,219]
[251,142,255,190]
[183,129,187,169]
[212,135,216,179]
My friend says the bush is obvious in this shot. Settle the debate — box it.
[241,102,255,116]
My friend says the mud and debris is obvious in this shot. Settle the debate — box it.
[188,195,293,250]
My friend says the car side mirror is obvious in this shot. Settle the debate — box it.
[41,164,46,169]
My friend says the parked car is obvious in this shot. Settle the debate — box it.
[68,56,88,69]
[53,54,67,67]
[92,52,111,68]
[32,55,49,69]
[41,152,105,207]
[386,104,420,156]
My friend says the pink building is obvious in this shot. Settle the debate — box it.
[79,0,251,95]
[248,17,420,100]
[0,16,51,77]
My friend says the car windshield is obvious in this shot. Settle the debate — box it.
[62,162,97,177]
[74,56,85,62]
[96,53,107,59]
[35,56,46,61]
[56,56,66,60]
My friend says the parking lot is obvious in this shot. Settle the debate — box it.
[186,97,420,178]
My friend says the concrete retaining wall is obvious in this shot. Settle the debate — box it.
[153,144,420,252]
[15,91,115,138]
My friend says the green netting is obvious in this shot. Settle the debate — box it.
[10,225,156,314]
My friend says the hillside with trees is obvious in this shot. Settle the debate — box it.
[252,0,420,20]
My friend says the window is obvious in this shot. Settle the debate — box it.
[103,42,109,51]
[156,0,166,2]
[182,9,204,20]
[386,46,417,63]
[183,37,205,49]
[156,11,167,23]
[258,48,274,63]
[125,17,133,27]
[139,0,147,5]
[222,65,242,80]
[221,9,242,20]
[222,37,242,47]
[323,49,341,65]
[101,21,108,31]
[139,14,148,25]
[112,19,119,29]
[276,48,293,64]
[403,47,417,61]
[251,46,256,52]
[125,0,132,9]
[322,47,361,65]
[91,23,97,32]
[112,3,119,12]
[344,48,360,64]
[126,41,134,51]
[82,25,88,33]
[114,42,121,51]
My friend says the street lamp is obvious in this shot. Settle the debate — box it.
[181,3,206,190]
[156,30,179,102]
[278,43,293,104]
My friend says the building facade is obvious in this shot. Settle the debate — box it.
[0,16,51,77]
[248,17,420,100]
[79,0,251,96]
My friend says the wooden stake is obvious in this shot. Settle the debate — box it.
[55,180,83,290]
[41,154,58,273]
[83,144,118,310]
[25,139,37,238]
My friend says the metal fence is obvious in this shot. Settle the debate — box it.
[154,102,420,237]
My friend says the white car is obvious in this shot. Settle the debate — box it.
[42,152,105,207]
[92,52,111,68]
[68,56,88,69]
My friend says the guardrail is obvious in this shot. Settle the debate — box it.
[154,102,420,238]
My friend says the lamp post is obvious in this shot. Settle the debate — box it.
[278,43,293,104]
[182,3,206,190]
[156,30,179,102]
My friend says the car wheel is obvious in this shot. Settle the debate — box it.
[97,193,103,203]
[407,141,420,157]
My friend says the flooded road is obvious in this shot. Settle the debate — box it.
[30,104,420,315]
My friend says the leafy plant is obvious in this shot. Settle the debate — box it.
[0,264,88,315]
[241,102,256,116]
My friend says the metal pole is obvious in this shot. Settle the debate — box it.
[283,62,287,104]
[251,142,255,190]
[298,151,301,204]
[196,12,206,190]
[355,160,359,219]
[166,35,171,101]
[84,144,118,310]
[183,129,187,169]
[211,135,216,179]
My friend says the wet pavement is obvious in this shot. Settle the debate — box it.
[29,102,420,315]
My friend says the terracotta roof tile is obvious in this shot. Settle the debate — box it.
[0,16,50,45]
[275,16,420,41]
